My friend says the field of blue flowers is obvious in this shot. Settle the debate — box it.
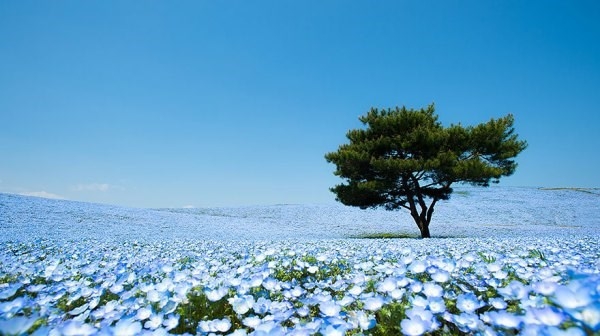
[1,187,599,335]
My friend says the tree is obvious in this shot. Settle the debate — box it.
[325,104,527,238]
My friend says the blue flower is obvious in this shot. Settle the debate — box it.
[452,313,480,333]
[485,311,521,329]
[319,301,341,317]
[578,302,600,331]
[530,307,565,327]
[363,296,385,311]
[0,315,39,336]
[112,319,142,336]
[553,285,593,309]
[401,316,429,336]
[498,280,530,300]
[427,297,446,314]
[456,293,484,313]
[422,283,443,298]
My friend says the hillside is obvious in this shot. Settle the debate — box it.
[1,187,599,242]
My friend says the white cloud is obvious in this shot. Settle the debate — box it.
[182,205,196,209]
[19,191,66,200]
[72,183,121,192]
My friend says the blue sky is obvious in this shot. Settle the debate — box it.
[1,1,599,208]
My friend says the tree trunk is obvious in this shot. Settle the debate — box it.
[409,215,432,239]
[405,189,435,238]
[419,222,431,238]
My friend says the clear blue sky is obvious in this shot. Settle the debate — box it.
[1,1,599,208]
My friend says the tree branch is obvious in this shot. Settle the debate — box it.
[426,198,439,224]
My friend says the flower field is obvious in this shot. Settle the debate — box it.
[1,188,599,335]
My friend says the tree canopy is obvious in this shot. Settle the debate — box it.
[325,104,527,238]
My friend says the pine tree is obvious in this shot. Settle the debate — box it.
[325,104,527,238]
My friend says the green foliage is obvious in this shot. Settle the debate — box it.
[56,295,87,313]
[272,256,351,283]
[325,104,527,237]
[97,289,120,307]
[173,290,241,334]
[478,252,497,264]
[371,301,408,335]
[0,274,19,285]
[27,317,48,334]
[528,249,546,261]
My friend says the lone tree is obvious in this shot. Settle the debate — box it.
[325,104,527,238]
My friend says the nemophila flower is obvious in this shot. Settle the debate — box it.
[229,295,255,315]
[321,324,348,336]
[214,318,232,333]
[199,303,233,329]
[110,319,141,336]
[485,311,521,329]
[262,278,279,291]
[160,300,177,315]
[349,310,376,330]
[401,316,429,336]
[390,288,405,299]
[0,315,39,336]
[0,284,22,300]
[110,283,124,294]
[68,302,89,316]
[411,295,429,308]
[290,285,305,298]
[456,293,484,313]
[320,301,341,316]
[205,287,228,302]
[338,295,354,307]
[253,297,272,314]
[553,285,593,309]
[197,320,213,333]
[296,306,309,317]
[409,261,427,274]
[410,282,423,293]
[520,324,546,336]
[305,320,324,333]
[136,306,153,321]
[544,326,586,336]
[486,263,502,273]
[498,280,530,300]
[253,320,283,334]
[313,292,333,303]
[493,270,508,280]
[489,297,507,309]
[0,296,27,314]
[27,284,46,294]
[348,285,362,296]
[243,315,262,328]
[430,270,450,283]
[144,314,163,329]
[402,255,415,265]
[575,302,600,331]
[146,289,163,303]
[378,277,397,292]
[423,282,443,298]
[173,283,190,301]
[453,313,480,333]
[532,280,558,296]
[363,296,384,311]
[229,329,248,336]
[351,273,367,285]
[428,297,446,314]
[529,307,565,326]
[406,307,434,325]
